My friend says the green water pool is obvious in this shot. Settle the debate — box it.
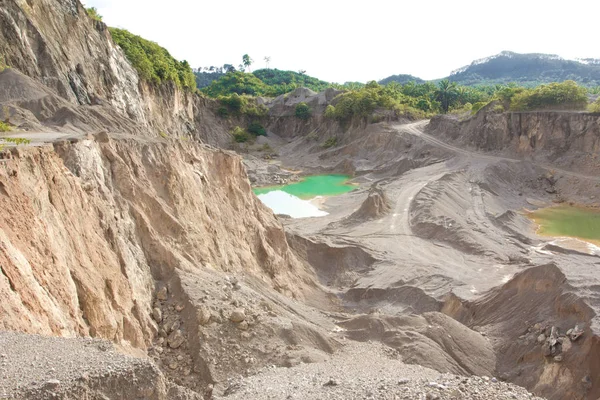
[253,174,355,199]
[529,205,600,242]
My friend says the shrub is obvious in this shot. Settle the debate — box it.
[3,137,30,145]
[0,56,8,73]
[248,122,266,136]
[231,126,252,143]
[370,114,385,124]
[589,100,600,113]
[510,81,588,111]
[109,28,196,90]
[86,7,103,22]
[218,94,267,117]
[242,102,268,118]
[295,102,312,120]
[0,121,11,132]
[203,71,270,97]
[219,94,244,113]
[492,104,505,113]
[471,101,488,114]
[217,106,229,118]
[324,105,336,118]
[322,137,338,148]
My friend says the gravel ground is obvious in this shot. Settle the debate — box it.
[217,341,545,400]
[0,331,157,399]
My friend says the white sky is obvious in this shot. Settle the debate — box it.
[85,0,599,83]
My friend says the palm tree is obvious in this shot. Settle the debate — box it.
[264,56,271,69]
[435,79,459,113]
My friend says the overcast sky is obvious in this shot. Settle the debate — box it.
[85,0,599,83]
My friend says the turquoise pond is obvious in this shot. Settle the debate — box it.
[253,175,355,218]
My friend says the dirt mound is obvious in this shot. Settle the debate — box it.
[338,312,496,376]
[443,263,598,400]
[345,184,391,222]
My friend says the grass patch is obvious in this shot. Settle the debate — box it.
[322,137,338,148]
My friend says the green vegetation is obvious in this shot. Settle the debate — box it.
[217,94,267,118]
[327,81,428,121]
[4,137,31,145]
[247,122,266,136]
[295,102,311,120]
[253,69,331,93]
[109,28,196,90]
[440,51,600,88]
[588,98,600,113]
[509,81,588,111]
[0,121,11,132]
[322,137,338,148]
[435,80,459,113]
[86,7,103,22]
[242,54,253,72]
[378,74,425,85]
[231,126,252,143]
[200,61,597,120]
[204,72,270,97]
[0,55,8,72]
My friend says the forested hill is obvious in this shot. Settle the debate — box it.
[380,52,600,87]
[378,74,425,85]
[447,51,600,86]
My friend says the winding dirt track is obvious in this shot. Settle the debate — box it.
[397,120,600,181]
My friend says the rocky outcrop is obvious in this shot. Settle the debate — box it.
[0,0,145,121]
[0,135,317,348]
[345,184,391,222]
[427,111,600,174]
[0,0,232,146]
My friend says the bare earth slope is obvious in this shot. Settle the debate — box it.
[261,110,600,399]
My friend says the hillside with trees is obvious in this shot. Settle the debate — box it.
[378,74,425,85]
[380,52,600,88]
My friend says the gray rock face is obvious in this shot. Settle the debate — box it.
[0,0,145,121]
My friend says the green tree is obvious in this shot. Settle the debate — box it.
[510,81,588,111]
[86,7,103,21]
[295,102,312,120]
[435,79,459,113]
[242,54,253,72]
[109,28,196,90]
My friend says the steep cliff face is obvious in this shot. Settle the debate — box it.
[0,0,145,120]
[427,111,600,174]
[0,0,230,145]
[0,135,315,349]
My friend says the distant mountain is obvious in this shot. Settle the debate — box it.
[378,74,425,85]
[446,51,600,86]
[379,51,600,87]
